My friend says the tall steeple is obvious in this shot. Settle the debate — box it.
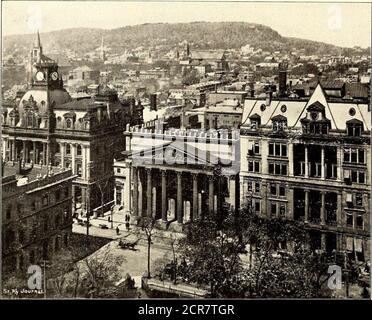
[36,29,41,48]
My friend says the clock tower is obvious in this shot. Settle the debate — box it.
[29,31,63,90]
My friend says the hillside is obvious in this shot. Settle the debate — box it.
[3,21,358,58]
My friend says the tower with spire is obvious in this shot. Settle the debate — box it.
[29,30,43,85]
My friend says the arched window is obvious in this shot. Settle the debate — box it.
[77,145,82,156]
[65,144,71,155]
[66,119,72,129]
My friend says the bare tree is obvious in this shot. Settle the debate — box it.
[137,216,157,278]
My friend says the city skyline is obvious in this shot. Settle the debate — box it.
[2,1,371,48]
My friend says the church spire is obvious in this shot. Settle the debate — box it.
[35,30,41,48]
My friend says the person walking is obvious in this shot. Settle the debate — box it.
[116,226,120,235]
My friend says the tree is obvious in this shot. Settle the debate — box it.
[175,214,244,297]
[138,216,157,278]
[182,68,200,86]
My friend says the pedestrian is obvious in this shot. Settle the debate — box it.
[116,226,120,235]
[126,221,130,231]
[108,216,111,223]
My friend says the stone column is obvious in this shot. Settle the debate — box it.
[22,140,26,162]
[60,143,65,168]
[177,171,183,223]
[304,189,309,223]
[336,147,342,181]
[304,146,309,178]
[132,167,138,217]
[321,146,325,179]
[71,143,76,174]
[42,143,46,165]
[320,191,325,225]
[33,141,37,164]
[146,169,152,217]
[82,145,86,179]
[229,175,236,212]
[46,142,50,166]
[208,175,215,215]
[161,170,167,221]
[192,173,198,220]
[288,143,294,176]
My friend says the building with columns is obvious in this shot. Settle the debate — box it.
[114,127,240,230]
[240,83,370,262]
[1,32,142,217]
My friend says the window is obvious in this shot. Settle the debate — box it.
[254,142,260,155]
[356,194,363,206]
[66,119,72,129]
[271,203,277,217]
[270,184,277,196]
[350,170,366,184]
[77,145,82,156]
[279,204,286,217]
[254,201,260,213]
[117,168,121,174]
[344,148,365,164]
[346,213,353,226]
[268,142,287,157]
[42,194,49,206]
[247,181,252,192]
[66,144,71,155]
[279,186,286,197]
[347,123,363,137]
[77,163,82,177]
[254,181,260,193]
[248,160,260,173]
[356,215,363,228]
[269,162,287,175]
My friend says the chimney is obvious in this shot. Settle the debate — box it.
[150,93,157,111]
[266,88,272,106]
[278,62,287,98]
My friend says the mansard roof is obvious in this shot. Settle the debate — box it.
[241,83,370,131]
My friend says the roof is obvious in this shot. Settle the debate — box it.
[241,83,370,131]
[345,83,369,99]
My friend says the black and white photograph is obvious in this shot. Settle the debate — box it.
[0,0,371,303]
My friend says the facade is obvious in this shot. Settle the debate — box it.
[114,127,240,231]
[185,98,243,130]
[240,83,370,262]
[2,164,74,274]
[1,32,142,218]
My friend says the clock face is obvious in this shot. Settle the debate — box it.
[51,71,59,81]
[36,71,44,81]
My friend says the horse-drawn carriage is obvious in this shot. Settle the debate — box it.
[118,238,139,250]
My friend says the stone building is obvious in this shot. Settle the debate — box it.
[240,83,370,262]
[2,163,74,274]
[114,127,240,230]
[1,32,142,217]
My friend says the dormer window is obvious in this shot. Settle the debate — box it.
[271,115,287,132]
[300,101,331,135]
[249,113,261,129]
[346,119,363,137]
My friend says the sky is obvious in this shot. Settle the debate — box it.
[2,1,371,48]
